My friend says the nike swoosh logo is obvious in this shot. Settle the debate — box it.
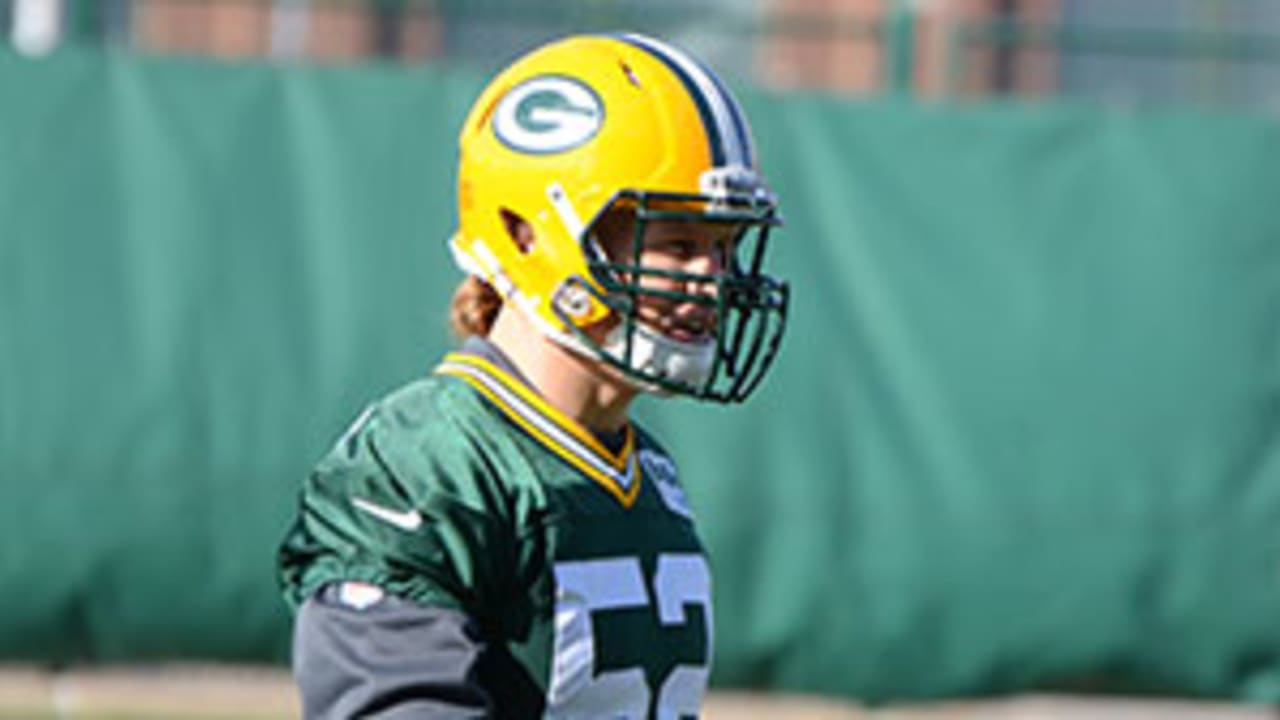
[351,496,423,532]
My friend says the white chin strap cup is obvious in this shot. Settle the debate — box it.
[602,322,716,392]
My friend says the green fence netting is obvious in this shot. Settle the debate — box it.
[3,48,1280,703]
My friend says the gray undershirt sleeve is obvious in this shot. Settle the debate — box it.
[293,584,492,719]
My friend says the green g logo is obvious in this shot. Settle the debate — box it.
[492,76,603,154]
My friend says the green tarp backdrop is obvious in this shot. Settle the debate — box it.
[3,48,1280,703]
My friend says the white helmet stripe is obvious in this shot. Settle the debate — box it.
[618,33,751,168]
[703,64,757,166]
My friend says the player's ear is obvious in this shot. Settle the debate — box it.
[500,209,535,254]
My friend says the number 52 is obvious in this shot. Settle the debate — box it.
[547,554,712,720]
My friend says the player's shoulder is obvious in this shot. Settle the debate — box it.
[374,371,479,432]
[312,373,507,510]
[318,372,488,470]
[364,364,506,434]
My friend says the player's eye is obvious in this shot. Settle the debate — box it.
[650,237,699,259]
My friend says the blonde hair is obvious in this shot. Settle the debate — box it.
[449,276,503,338]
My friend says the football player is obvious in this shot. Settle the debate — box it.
[278,32,788,719]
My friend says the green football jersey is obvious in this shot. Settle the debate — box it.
[279,349,712,718]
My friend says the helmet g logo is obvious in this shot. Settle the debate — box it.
[492,76,603,154]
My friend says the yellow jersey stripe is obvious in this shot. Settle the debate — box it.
[441,353,632,469]
[435,354,642,508]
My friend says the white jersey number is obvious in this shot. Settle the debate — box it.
[547,554,712,720]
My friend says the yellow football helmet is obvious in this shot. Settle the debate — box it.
[450,33,788,402]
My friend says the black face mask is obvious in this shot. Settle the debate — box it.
[557,189,790,404]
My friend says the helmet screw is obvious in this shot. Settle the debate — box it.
[554,282,593,319]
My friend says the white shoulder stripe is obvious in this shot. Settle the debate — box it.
[620,33,750,167]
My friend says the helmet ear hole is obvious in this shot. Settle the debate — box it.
[500,208,535,254]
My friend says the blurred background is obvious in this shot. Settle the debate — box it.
[7,0,1280,106]
[3,0,1280,717]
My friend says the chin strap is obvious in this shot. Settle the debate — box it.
[601,321,715,393]
[539,310,714,395]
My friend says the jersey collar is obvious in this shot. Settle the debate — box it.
[435,350,642,508]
